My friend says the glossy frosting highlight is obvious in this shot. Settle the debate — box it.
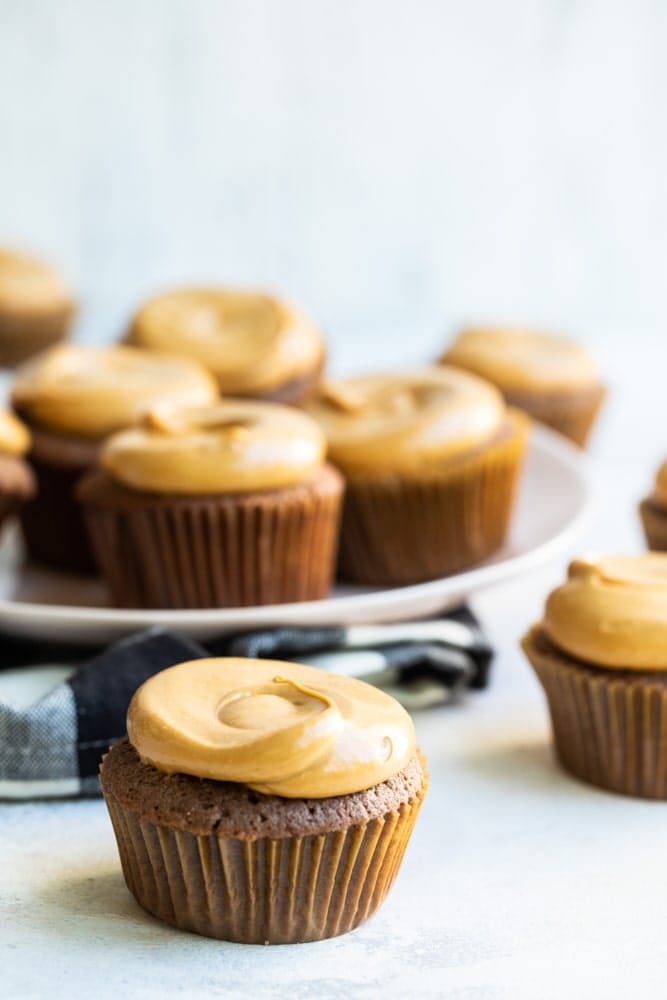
[0,249,72,313]
[11,344,218,438]
[302,367,505,475]
[543,554,667,669]
[442,327,599,391]
[102,399,326,493]
[127,658,416,797]
[127,288,324,394]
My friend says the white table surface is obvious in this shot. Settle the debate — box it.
[2,334,665,1000]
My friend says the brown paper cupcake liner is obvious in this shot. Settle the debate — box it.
[103,779,425,944]
[79,465,343,608]
[523,626,667,799]
[503,382,605,448]
[639,498,667,552]
[337,413,528,586]
[0,303,74,368]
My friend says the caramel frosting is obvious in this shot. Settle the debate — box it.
[543,555,667,669]
[302,367,506,475]
[126,288,324,395]
[0,250,72,313]
[442,327,600,391]
[11,344,218,439]
[0,410,30,456]
[127,657,416,798]
[102,399,326,493]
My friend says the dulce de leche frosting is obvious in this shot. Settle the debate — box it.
[0,249,72,314]
[543,555,667,669]
[11,344,218,439]
[102,399,326,493]
[442,328,599,392]
[0,410,30,456]
[127,657,416,797]
[126,289,324,395]
[302,367,506,475]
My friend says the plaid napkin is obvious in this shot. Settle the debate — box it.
[0,607,492,800]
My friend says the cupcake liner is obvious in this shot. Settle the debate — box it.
[103,779,426,944]
[503,383,605,448]
[0,304,74,368]
[639,498,667,552]
[79,465,343,608]
[0,455,35,532]
[523,626,667,799]
[337,414,528,586]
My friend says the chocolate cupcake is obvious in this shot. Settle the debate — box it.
[78,399,343,607]
[11,344,218,574]
[303,368,528,585]
[100,657,427,943]
[440,327,605,447]
[125,288,325,403]
[522,555,667,798]
[639,460,667,551]
[0,410,36,530]
[0,249,75,366]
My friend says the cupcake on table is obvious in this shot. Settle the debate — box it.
[0,249,75,366]
[125,287,325,404]
[11,344,218,574]
[440,326,605,447]
[522,554,667,798]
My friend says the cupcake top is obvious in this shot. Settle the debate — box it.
[11,344,218,439]
[0,410,30,456]
[543,555,667,669]
[302,367,507,475]
[0,249,73,316]
[126,288,324,396]
[442,327,599,392]
[102,399,327,493]
[127,657,416,798]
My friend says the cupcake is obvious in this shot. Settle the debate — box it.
[0,249,75,366]
[302,368,528,585]
[125,288,325,403]
[100,657,428,943]
[77,399,343,608]
[440,327,605,447]
[522,554,667,798]
[639,460,667,551]
[0,410,36,530]
[11,344,218,574]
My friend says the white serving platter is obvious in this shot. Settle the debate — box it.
[0,424,588,645]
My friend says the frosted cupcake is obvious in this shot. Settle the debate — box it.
[440,327,605,447]
[125,288,325,403]
[639,460,667,551]
[100,657,427,943]
[77,400,343,607]
[0,250,75,366]
[522,555,667,798]
[11,344,218,574]
[303,367,528,585]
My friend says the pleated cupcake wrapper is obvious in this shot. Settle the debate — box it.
[524,627,667,799]
[103,783,426,944]
[0,304,73,367]
[337,415,528,586]
[504,383,606,448]
[639,499,667,552]
[82,471,343,609]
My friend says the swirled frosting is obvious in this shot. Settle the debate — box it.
[11,344,218,439]
[0,249,72,313]
[102,399,326,493]
[543,555,667,669]
[442,327,599,391]
[127,657,416,797]
[0,410,30,456]
[302,367,506,475]
[126,289,324,395]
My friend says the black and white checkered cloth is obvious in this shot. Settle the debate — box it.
[0,607,492,800]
